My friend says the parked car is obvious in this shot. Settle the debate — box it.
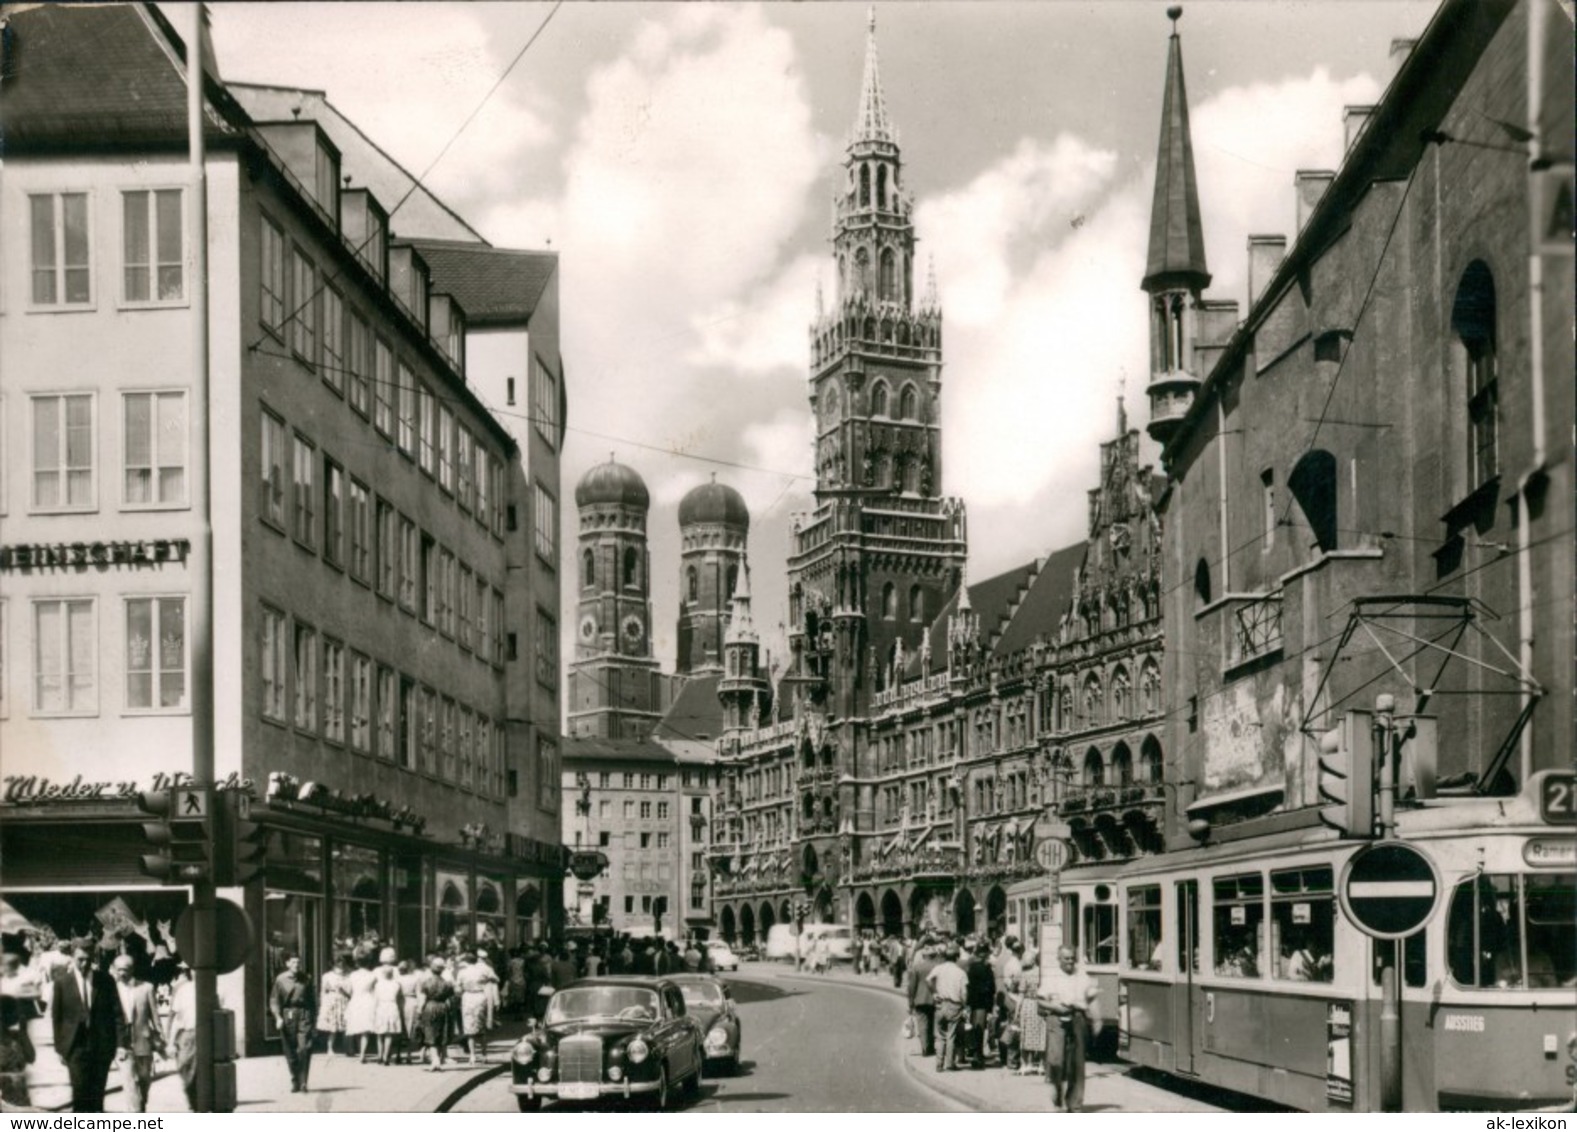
[705,940,741,972]
[670,974,742,1074]
[509,978,705,1111]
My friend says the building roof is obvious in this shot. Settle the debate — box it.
[678,478,749,529]
[991,541,1088,658]
[227,82,485,244]
[912,558,1037,675]
[576,457,650,510]
[1142,9,1211,291]
[1,4,243,149]
[561,737,679,767]
[651,675,724,761]
[405,239,557,328]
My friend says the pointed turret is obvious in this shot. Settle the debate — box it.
[921,254,940,313]
[1143,6,1212,446]
[851,7,895,147]
[719,556,771,735]
[1142,6,1210,293]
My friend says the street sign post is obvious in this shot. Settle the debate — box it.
[1339,841,1440,940]
[1034,839,1069,873]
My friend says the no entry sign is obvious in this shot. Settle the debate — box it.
[1338,841,1440,940]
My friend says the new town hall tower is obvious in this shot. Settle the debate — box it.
[787,11,967,727]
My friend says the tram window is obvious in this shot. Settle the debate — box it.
[1370,932,1428,989]
[1269,866,1334,983]
[1524,874,1577,988]
[1446,873,1576,990]
[1126,885,1162,971]
[1061,894,1080,955]
[1212,873,1265,978]
[1083,902,1117,966]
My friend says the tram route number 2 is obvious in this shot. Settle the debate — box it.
[1539,771,1577,825]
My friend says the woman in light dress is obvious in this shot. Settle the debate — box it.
[343,951,379,1062]
[315,953,353,1059]
[456,952,499,1065]
[1012,972,1048,1076]
[371,964,404,1065]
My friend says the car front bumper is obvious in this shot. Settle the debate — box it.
[510,1079,660,1102]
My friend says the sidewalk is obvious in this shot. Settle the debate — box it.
[22,1015,531,1114]
[741,960,1222,1114]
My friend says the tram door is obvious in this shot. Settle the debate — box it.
[1174,880,1199,1076]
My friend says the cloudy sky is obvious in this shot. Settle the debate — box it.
[204,0,1436,675]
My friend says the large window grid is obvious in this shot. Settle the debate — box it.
[292,622,318,732]
[531,355,558,446]
[33,599,96,715]
[288,247,318,363]
[260,216,285,331]
[348,479,371,582]
[322,457,344,568]
[321,286,345,394]
[125,596,186,712]
[121,189,183,304]
[260,605,288,721]
[32,394,96,511]
[291,434,316,548]
[323,639,345,744]
[122,391,187,507]
[31,192,92,307]
[261,410,286,528]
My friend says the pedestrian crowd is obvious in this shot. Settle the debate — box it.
[828,930,1100,1113]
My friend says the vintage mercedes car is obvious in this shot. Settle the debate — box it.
[509,977,705,1110]
[670,974,743,1074]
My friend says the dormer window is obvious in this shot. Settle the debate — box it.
[314,139,340,223]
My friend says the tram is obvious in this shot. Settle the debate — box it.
[1011,770,1575,1112]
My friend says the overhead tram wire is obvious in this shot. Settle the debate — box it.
[246,1,565,356]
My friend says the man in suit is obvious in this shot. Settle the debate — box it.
[110,955,162,1112]
[50,943,123,1112]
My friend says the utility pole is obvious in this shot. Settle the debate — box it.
[186,5,220,1112]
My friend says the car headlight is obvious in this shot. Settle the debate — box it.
[626,1038,650,1064]
[707,1027,729,1047]
[608,1066,624,1082]
[537,1066,553,1083]
[512,1040,537,1063]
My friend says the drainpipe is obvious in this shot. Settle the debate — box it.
[1518,0,1548,785]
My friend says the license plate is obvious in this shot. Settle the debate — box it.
[558,1084,599,1101]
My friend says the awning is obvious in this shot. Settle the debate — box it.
[1184,783,1285,814]
[0,898,34,934]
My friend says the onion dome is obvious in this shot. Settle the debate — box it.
[575,455,649,510]
[678,475,750,529]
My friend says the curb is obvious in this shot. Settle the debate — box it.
[433,1062,510,1113]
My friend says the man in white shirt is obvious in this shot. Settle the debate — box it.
[111,955,161,1113]
[165,968,199,1111]
[925,943,969,1072]
[1039,947,1102,1112]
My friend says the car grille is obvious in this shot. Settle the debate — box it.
[558,1035,603,1085]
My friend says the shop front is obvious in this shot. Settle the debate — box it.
[0,787,567,1057]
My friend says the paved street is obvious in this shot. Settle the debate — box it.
[454,964,1238,1114]
[453,968,962,1113]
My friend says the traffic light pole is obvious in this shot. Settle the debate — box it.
[1373,694,1401,1112]
[186,5,219,1113]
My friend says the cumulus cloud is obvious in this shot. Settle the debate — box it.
[912,67,1385,580]
[203,3,554,213]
